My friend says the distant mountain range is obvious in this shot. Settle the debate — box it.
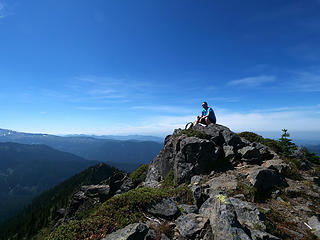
[0,128,163,171]
[64,134,164,142]
[0,142,104,223]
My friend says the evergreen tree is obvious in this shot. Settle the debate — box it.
[278,129,297,156]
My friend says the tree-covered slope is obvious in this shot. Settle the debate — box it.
[0,142,100,222]
[0,163,116,240]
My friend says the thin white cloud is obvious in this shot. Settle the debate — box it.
[106,107,320,136]
[130,105,196,114]
[288,71,320,92]
[227,75,276,87]
[75,106,109,111]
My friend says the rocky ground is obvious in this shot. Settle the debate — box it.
[47,124,320,240]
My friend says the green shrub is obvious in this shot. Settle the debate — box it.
[162,171,175,187]
[302,147,320,165]
[46,186,192,240]
[238,132,264,143]
[238,131,280,153]
[130,164,149,185]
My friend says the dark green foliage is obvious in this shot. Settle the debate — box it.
[278,129,297,157]
[238,131,280,152]
[129,164,149,185]
[46,185,192,240]
[302,147,320,165]
[0,142,100,223]
[179,129,211,140]
[0,163,116,240]
[238,132,264,143]
[162,171,175,187]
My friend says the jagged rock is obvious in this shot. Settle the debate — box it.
[81,185,111,200]
[178,204,198,214]
[144,133,179,187]
[223,144,236,161]
[262,159,289,175]
[199,194,279,240]
[207,194,251,240]
[147,198,179,219]
[108,172,134,194]
[63,184,110,221]
[247,167,288,193]
[175,213,209,239]
[251,142,274,160]
[238,146,262,164]
[229,197,266,231]
[193,124,248,149]
[174,137,222,183]
[191,185,207,208]
[101,222,149,240]
[144,124,252,187]
[308,216,320,238]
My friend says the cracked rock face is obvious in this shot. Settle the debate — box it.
[144,124,277,188]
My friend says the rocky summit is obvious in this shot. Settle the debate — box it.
[20,124,320,240]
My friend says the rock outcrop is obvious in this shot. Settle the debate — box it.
[48,124,320,240]
[145,124,276,189]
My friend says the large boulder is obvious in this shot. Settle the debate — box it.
[147,198,179,219]
[175,213,209,239]
[174,137,222,183]
[101,222,149,240]
[247,167,288,193]
[199,194,279,240]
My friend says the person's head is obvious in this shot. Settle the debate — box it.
[202,101,208,109]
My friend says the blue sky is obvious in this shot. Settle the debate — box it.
[0,0,320,139]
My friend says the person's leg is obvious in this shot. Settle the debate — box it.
[205,117,212,126]
[194,116,201,125]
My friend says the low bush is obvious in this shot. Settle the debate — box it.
[130,164,149,185]
[46,185,192,240]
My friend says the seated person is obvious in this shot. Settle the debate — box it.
[195,102,216,126]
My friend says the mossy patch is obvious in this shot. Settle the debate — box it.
[179,129,211,140]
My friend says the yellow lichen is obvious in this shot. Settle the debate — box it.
[215,194,227,204]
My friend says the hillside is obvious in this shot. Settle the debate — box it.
[0,129,163,171]
[3,124,320,240]
[0,163,116,240]
[0,142,101,223]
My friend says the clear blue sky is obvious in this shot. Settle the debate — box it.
[0,0,320,139]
